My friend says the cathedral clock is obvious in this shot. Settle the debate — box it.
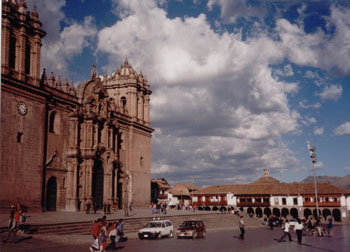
[17,101,28,116]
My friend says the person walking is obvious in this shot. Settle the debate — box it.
[86,201,91,214]
[106,222,117,250]
[238,216,245,240]
[294,219,303,244]
[327,218,333,236]
[2,216,18,243]
[279,220,292,242]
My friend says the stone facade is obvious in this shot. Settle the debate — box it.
[0,0,153,212]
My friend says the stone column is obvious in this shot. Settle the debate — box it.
[83,159,94,210]
[31,34,42,86]
[66,159,79,211]
[1,19,11,75]
[144,94,150,126]
[18,26,26,81]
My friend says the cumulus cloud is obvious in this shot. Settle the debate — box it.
[313,127,324,135]
[27,0,97,76]
[316,84,343,101]
[334,122,350,136]
[276,6,350,77]
[299,100,321,109]
[207,0,267,24]
[97,0,301,185]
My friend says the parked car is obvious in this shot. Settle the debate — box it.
[176,220,206,239]
[138,219,174,239]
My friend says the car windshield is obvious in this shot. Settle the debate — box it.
[182,221,196,227]
[145,222,162,228]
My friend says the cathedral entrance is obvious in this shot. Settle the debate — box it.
[46,177,57,211]
[92,160,104,209]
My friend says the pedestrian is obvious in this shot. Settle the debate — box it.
[103,203,107,215]
[107,203,111,215]
[91,219,102,239]
[10,205,15,218]
[18,210,27,234]
[106,222,117,250]
[279,220,292,242]
[86,201,91,214]
[99,229,108,252]
[269,216,274,230]
[93,201,98,214]
[294,219,303,244]
[2,216,18,243]
[117,219,125,241]
[327,218,333,236]
[238,216,245,239]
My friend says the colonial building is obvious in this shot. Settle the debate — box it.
[193,170,350,222]
[0,0,153,212]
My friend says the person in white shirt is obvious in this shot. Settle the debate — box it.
[294,219,304,244]
[279,220,292,242]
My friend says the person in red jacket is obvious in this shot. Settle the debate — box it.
[91,219,102,239]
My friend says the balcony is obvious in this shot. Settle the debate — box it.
[158,194,168,200]
[237,202,270,207]
[197,200,228,206]
[303,202,340,207]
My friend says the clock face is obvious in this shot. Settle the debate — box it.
[17,102,28,115]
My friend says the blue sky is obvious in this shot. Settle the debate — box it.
[25,0,350,186]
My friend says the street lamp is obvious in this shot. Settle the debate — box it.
[307,143,319,219]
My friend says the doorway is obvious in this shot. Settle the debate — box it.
[46,177,57,211]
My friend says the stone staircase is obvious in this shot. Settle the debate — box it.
[0,213,261,236]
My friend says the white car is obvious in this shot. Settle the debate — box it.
[138,219,174,239]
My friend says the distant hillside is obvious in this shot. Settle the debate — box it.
[301,175,350,190]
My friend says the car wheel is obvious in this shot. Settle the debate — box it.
[138,234,144,240]
[192,231,198,239]
[156,233,161,239]
[169,231,173,238]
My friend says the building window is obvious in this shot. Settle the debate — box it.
[25,40,31,75]
[282,198,286,205]
[263,198,269,203]
[325,197,329,202]
[120,97,127,109]
[256,198,262,203]
[293,198,298,205]
[9,35,16,69]
[334,198,338,202]
[17,132,23,143]
[49,111,60,134]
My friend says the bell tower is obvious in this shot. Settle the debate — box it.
[1,0,46,86]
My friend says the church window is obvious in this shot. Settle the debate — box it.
[9,35,16,69]
[120,97,127,109]
[25,39,31,75]
[140,156,144,166]
[49,111,60,134]
[17,132,23,143]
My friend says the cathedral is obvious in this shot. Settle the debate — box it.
[0,0,153,212]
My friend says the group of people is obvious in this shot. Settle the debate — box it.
[151,202,168,214]
[2,203,29,244]
[277,217,333,244]
[90,216,126,251]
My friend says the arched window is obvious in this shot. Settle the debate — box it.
[9,35,16,69]
[120,97,127,109]
[49,111,60,134]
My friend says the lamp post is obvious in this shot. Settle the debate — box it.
[307,143,319,219]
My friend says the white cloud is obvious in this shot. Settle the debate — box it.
[313,127,324,135]
[317,84,343,101]
[207,0,267,24]
[276,5,350,77]
[27,0,97,76]
[299,100,321,109]
[334,122,350,136]
[97,0,300,184]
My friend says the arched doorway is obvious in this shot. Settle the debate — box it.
[290,208,298,219]
[313,209,321,218]
[92,159,104,209]
[247,207,254,216]
[273,208,280,217]
[46,177,57,211]
[281,208,289,217]
[212,206,219,211]
[205,206,211,211]
[264,208,271,217]
[256,207,263,218]
[332,209,341,222]
[323,209,331,219]
[304,208,312,219]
